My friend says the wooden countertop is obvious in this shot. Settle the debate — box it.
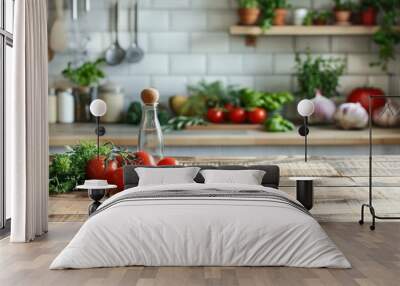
[49,123,400,147]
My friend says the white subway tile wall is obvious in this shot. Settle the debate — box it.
[49,0,400,105]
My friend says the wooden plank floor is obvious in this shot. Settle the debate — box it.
[1,222,399,286]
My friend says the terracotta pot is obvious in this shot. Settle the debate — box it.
[361,7,377,26]
[238,8,260,26]
[334,10,352,25]
[273,9,288,26]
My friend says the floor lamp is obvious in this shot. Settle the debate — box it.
[89,99,107,158]
[359,95,400,230]
[297,99,315,162]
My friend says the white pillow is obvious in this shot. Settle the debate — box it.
[136,167,201,186]
[200,169,266,185]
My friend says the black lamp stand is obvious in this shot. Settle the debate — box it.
[359,95,400,230]
[298,116,310,162]
[95,116,106,158]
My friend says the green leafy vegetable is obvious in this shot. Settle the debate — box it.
[264,114,295,132]
[49,142,113,194]
[126,102,142,125]
[240,88,294,111]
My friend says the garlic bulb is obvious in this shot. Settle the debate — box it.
[309,91,336,124]
[372,101,400,127]
[335,102,369,130]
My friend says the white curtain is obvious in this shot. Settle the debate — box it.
[7,0,49,242]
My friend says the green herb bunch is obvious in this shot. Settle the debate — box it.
[237,0,259,8]
[162,116,207,132]
[295,52,346,99]
[62,58,105,87]
[49,142,113,194]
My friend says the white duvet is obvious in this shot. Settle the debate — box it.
[50,183,351,269]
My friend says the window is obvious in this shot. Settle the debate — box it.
[1,0,13,231]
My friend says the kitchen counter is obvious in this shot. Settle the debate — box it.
[50,123,400,147]
[49,123,400,156]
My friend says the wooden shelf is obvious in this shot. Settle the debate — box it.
[230,25,398,36]
[49,123,400,147]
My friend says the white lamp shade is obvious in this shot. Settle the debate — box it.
[297,99,315,117]
[90,99,107,117]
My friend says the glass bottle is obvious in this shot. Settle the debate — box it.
[138,88,164,161]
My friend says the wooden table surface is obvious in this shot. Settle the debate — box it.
[49,123,400,147]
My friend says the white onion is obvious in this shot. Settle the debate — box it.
[309,92,336,124]
[334,102,369,130]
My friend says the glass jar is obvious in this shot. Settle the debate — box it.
[138,103,164,161]
[73,86,94,122]
[99,83,124,123]
[57,88,75,123]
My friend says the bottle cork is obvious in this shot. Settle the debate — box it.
[141,88,160,105]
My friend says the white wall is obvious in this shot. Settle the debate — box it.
[48,0,400,104]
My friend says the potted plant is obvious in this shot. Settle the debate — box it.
[237,0,260,25]
[314,11,332,25]
[258,0,290,28]
[359,0,379,26]
[273,0,290,26]
[295,52,346,100]
[62,59,105,122]
[333,0,354,25]
[304,11,332,25]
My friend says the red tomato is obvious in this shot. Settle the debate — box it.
[104,160,119,183]
[229,107,246,124]
[223,103,235,120]
[107,167,124,192]
[86,156,119,180]
[115,155,125,167]
[86,156,107,179]
[157,157,178,166]
[130,151,156,166]
[207,108,224,123]
[347,87,385,113]
[247,108,267,124]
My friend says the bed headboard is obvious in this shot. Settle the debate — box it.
[123,165,280,190]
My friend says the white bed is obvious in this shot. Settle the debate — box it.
[50,183,351,269]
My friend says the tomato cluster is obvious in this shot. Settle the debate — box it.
[86,152,178,194]
[207,104,267,125]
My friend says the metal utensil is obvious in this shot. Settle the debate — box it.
[125,1,144,63]
[105,2,126,66]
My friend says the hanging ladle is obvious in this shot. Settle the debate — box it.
[125,1,144,63]
[105,1,126,66]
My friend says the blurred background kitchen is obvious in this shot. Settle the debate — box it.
[47,0,400,156]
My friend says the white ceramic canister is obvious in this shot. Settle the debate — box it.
[99,83,124,123]
[48,87,58,123]
[57,88,75,123]
[294,8,308,26]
